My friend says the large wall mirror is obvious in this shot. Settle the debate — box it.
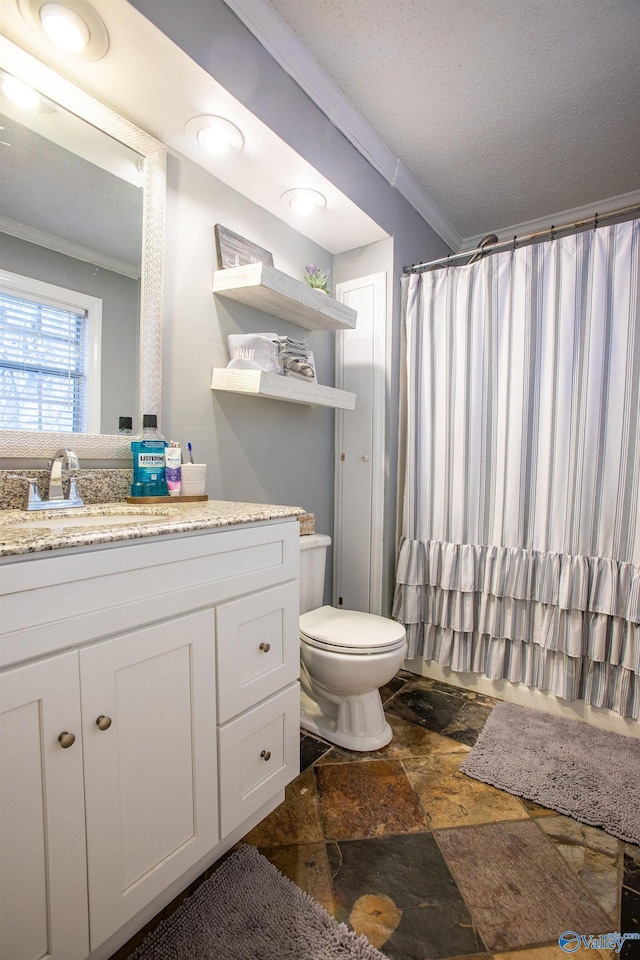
[0,36,165,459]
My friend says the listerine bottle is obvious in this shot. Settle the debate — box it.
[130,414,168,497]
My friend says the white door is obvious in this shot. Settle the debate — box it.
[0,652,89,960]
[335,272,387,614]
[80,609,218,951]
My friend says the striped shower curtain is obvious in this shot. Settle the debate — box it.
[393,218,640,720]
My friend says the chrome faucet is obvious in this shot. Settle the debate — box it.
[7,448,86,511]
[48,448,80,501]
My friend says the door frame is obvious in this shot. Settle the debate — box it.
[334,272,387,614]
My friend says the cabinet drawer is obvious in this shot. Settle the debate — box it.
[0,521,299,670]
[216,582,299,723]
[218,683,300,836]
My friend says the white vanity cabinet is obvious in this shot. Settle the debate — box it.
[0,651,89,960]
[80,609,219,950]
[0,519,300,960]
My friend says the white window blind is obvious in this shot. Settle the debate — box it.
[0,290,89,433]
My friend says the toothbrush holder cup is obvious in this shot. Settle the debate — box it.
[180,463,207,497]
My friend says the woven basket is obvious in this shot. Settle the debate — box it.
[298,513,316,536]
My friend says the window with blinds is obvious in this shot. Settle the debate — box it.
[0,290,89,433]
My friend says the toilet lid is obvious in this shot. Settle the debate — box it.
[300,606,406,655]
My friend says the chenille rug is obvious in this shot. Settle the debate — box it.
[129,844,387,959]
[460,701,640,845]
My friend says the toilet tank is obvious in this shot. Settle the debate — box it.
[299,533,331,614]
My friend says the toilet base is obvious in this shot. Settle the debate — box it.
[300,687,393,752]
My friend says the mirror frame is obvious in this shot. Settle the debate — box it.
[0,36,165,459]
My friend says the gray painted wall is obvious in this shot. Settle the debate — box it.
[129,0,451,611]
[0,233,139,434]
[162,151,336,562]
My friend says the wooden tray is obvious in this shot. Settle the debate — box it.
[126,495,208,504]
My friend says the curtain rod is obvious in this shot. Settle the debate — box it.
[403,202,640,274]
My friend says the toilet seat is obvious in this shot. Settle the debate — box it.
[300,605,406,655]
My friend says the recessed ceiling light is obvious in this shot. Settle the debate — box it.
[1,74,41,109]
[17,0,109,60]
[39,2,90,51]
[185,116,244,156]
[280,188,327,215]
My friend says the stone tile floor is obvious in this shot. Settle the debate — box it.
[242,673,640,960]
[113,672,639,960]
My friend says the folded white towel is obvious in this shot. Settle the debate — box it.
[227,334,282,375]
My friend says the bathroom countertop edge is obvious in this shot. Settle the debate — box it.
[0,500,306,558]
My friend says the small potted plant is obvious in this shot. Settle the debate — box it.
[303,263,330,293]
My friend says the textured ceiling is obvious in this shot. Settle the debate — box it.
[267,0,640,241]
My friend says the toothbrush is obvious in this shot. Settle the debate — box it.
[187,442,194,464]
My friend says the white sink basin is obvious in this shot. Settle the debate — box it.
[3,513,167,532]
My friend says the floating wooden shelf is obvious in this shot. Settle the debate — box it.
[211,368,356,410]
[212,263,357,331]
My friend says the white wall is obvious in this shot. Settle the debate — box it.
[409,658,638,737]
[160,151,337,549]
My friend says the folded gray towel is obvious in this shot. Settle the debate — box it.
[283,356,316,381]
[284,368,317,382]
[279,336,310,357]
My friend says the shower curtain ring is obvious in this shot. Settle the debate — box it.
[594,212,599,231]
[512,235,518,253]
[551,225,556,242]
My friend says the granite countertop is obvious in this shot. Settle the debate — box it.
[0,500,305,558]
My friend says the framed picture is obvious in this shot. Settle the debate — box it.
[214,224,274,270]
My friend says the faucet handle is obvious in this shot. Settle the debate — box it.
[67,472,99,505]
[7,475,43,507]
[67,478,83,505]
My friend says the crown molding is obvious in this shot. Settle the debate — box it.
[392,160,462,251]
[0,216,141,279]
[223,0,461,252]
[463,189,640,250]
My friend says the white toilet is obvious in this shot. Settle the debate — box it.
[299,534,407,751]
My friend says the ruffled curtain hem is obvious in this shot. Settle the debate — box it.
[394,538,640,720]
[402,623,640,721]
[393,583,639,668]
[396,538,640,620]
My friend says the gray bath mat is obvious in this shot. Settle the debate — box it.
[460,701,640,845]
[129,844,387,959]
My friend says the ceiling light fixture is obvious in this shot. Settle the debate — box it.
[39,2,89,51]
[185,116,244,156]
[17,0,109,60]
[1,74,41,109]
[280,188,327,215]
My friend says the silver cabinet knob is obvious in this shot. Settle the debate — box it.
[259,642,271,653]
[96,715,112,731]
[260,750,271,761]
[58,731,76,749]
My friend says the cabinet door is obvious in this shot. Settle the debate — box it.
[0,652,89,960]
[80,609,218,951]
